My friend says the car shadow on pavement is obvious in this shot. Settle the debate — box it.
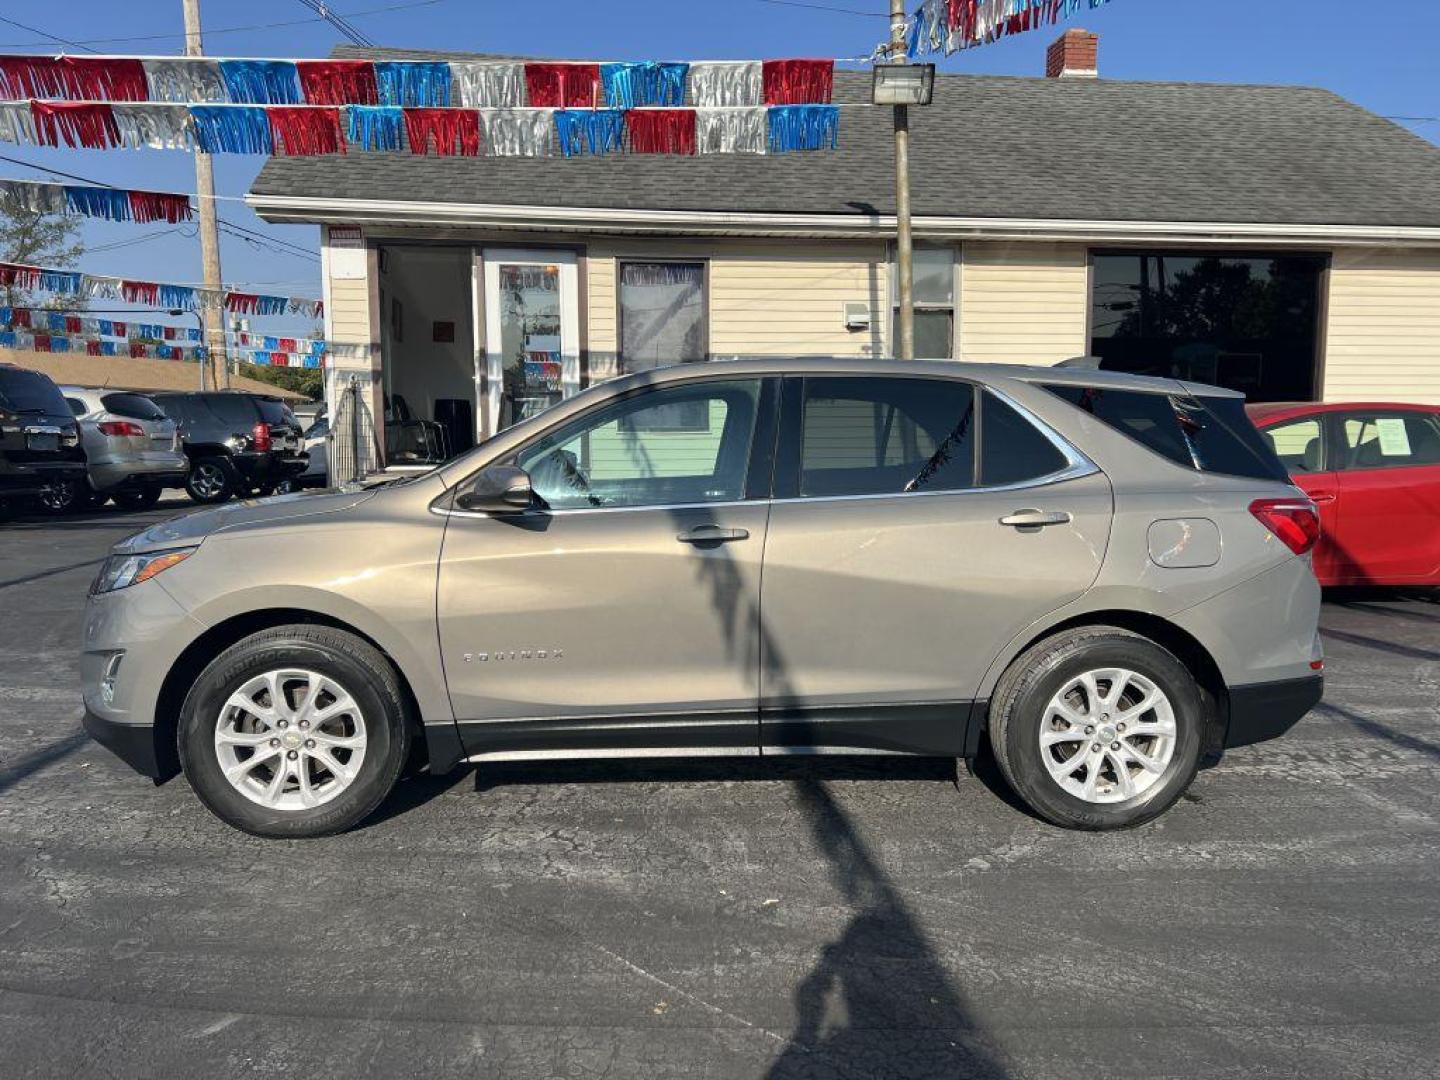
[0,728,89,795]
[1316,701,1440,762]
[1319,626,1440,663]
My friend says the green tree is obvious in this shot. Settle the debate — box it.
[238,361,322,401]
[0,197,83,310]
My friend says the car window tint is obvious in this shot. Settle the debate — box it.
[65,397,87,417]
[256,399,296,426]
[1341,413,1440,470]
[980,391,1069,485]
[203,394,259,426]
[798,377,974,497]
[151,395,204,425]
[303,419,329,439]
[516,379,761,510]
[0,367,70,416]
[1262,418,1323,473]
[100,392,166,421]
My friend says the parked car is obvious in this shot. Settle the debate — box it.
[60,387,189,510]
[148,391,308,504]
[1247,401,1440,586]
[82,359,1323,838]
[291,415,329,490]
[0,364,86,513]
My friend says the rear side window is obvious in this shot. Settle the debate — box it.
[798,376,974,497]
[101,392,165,421]
[151,395,205,425]
[256,399,297,426]
[980,391,1069,486]
[0,367,70,416]
[1340,412,1440,470]
[1043,384,1288,482]
[65,397,87,417]
[204,394,260,426]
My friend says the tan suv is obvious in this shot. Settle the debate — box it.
[81,359,1324,837]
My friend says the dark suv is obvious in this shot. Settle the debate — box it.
[149,392,307,504]
[0,364,86,512]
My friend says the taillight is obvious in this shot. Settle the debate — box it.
[97,420,145,437]
[251,422,272,452]
[1249,498,1320,556]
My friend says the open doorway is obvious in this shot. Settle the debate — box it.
[378,245,476,464]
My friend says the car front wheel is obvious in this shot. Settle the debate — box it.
[35,478,84,514]
[178,625,411,838]
[185,457,236,504]
[987,626,1204,830]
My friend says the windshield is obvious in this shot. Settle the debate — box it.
[0,368,71,416]
[203,394,260,426]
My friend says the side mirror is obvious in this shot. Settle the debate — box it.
[456,465,533,513]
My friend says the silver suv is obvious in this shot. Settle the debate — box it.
[81,360,1323,837]
[61,387,188,510]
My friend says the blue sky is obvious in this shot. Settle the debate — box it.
[3,0,1438,335]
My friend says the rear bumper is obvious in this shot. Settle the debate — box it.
[1224,673,1324,748]
[91,463,189,492]
[0,462,88,497]
[82,708,166,780]
[232,453,309,483]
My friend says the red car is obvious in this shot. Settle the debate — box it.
[1246,401,1440,586]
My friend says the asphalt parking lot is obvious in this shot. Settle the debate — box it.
[0,496,1437,1079]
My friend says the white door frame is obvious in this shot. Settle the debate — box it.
[480,248,581,439]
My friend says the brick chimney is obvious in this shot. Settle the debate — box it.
[1045,28,1098,78]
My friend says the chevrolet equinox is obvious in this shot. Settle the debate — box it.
[81,360,1324,837]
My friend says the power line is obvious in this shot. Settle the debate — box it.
[0,15,100,53]
[754,0,889,15]
[86,227,193,254]
[295,0,375,47]
[0,0,446,51]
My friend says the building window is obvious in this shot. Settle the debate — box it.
[619,261,707,431]
[1089,251,1326,402]
[891,245,955,359]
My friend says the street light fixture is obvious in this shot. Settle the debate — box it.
[872,63,935,106]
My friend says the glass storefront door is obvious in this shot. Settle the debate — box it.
[481,249,581,436]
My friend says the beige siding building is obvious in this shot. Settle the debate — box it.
[250,45,1440,472]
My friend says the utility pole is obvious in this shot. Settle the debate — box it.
[182,0,230,390]
[889,0,914,360]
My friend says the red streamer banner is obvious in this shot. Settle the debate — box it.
[761,59,834,105]
[279,337,297,352]
[0,263,41,290]
[64,316,80,334]
[33,333,51,353]
[0,57,65,99]
[524,63,601,108]
[86,340,102,356]
[127,191,194,224]
[267,106,345,156]
[11,308,32,328]
[59,57,149,101]
[297,60,379,106]
[225,292,260,314]
[626,109,696,155]
[122,280,159,305]
[129,340,146,359]
[403,108,481,156]
[112,321,126,336]
[31,102,121,149]
[162,326,176,341]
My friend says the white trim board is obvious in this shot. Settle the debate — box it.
[252,193,1440,248]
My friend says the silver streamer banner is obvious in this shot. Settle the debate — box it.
[912,0,960,55]
[697,108,767,155]
[287,297,323,319]
[0,102,36,145]
[688,62,763,107]
[0,179,65,214]
[83,277,123,301]
[141,58,228,103]
[479,108,555,156]
[453,62,525,108]
[113,104,197,149]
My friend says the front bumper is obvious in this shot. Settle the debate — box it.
[1224,673,1324,748]
[82,708,167,779]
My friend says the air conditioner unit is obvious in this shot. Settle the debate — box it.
[844,302,872,331]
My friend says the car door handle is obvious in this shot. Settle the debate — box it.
[677,524,750,544]
[1310,492,1337,504]
[999,509,1072,528]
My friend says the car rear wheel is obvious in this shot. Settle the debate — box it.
[178,625,410,838]
[987,627,1204,830]
[185,457,236,504]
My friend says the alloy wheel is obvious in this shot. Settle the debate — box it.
[213,668,368,811]
[1038,667,1177,804]
[191,462,227,499]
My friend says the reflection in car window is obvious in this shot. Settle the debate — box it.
[516,379,761,510]
[1341,414,1440,470]
[1263,418,1323,473]
[979,392,1069,485]
[798,377,974,497]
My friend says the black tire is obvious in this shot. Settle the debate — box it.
[987,626,1205,831]
[185,456,237,504]
[110,484,163,511]
[34,477,84,515]
[178,625,411,838]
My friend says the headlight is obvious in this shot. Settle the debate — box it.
[92,547,197,594]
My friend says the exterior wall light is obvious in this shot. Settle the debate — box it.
[872,63,936,106]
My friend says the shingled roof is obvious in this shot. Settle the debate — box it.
[250,46,1440,229]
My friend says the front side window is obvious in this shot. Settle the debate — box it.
[798,376,974,497]
[892,245,955,359]
[1261,417,1324,473]
[516,379,761,510]
[1340,413,1440,471]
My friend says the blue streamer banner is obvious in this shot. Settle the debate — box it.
[0,330,13,348]
[554,109,627,156]
[600,62,688,108]
[159,283,196,310]
[767,105,839,153]
[254,295,289,316]
[62,185,132,221]
[39,268,82,294]
[346,105,405,150]
[191,106,273,154]
[218,60,302,104]
[375,61,452,107]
